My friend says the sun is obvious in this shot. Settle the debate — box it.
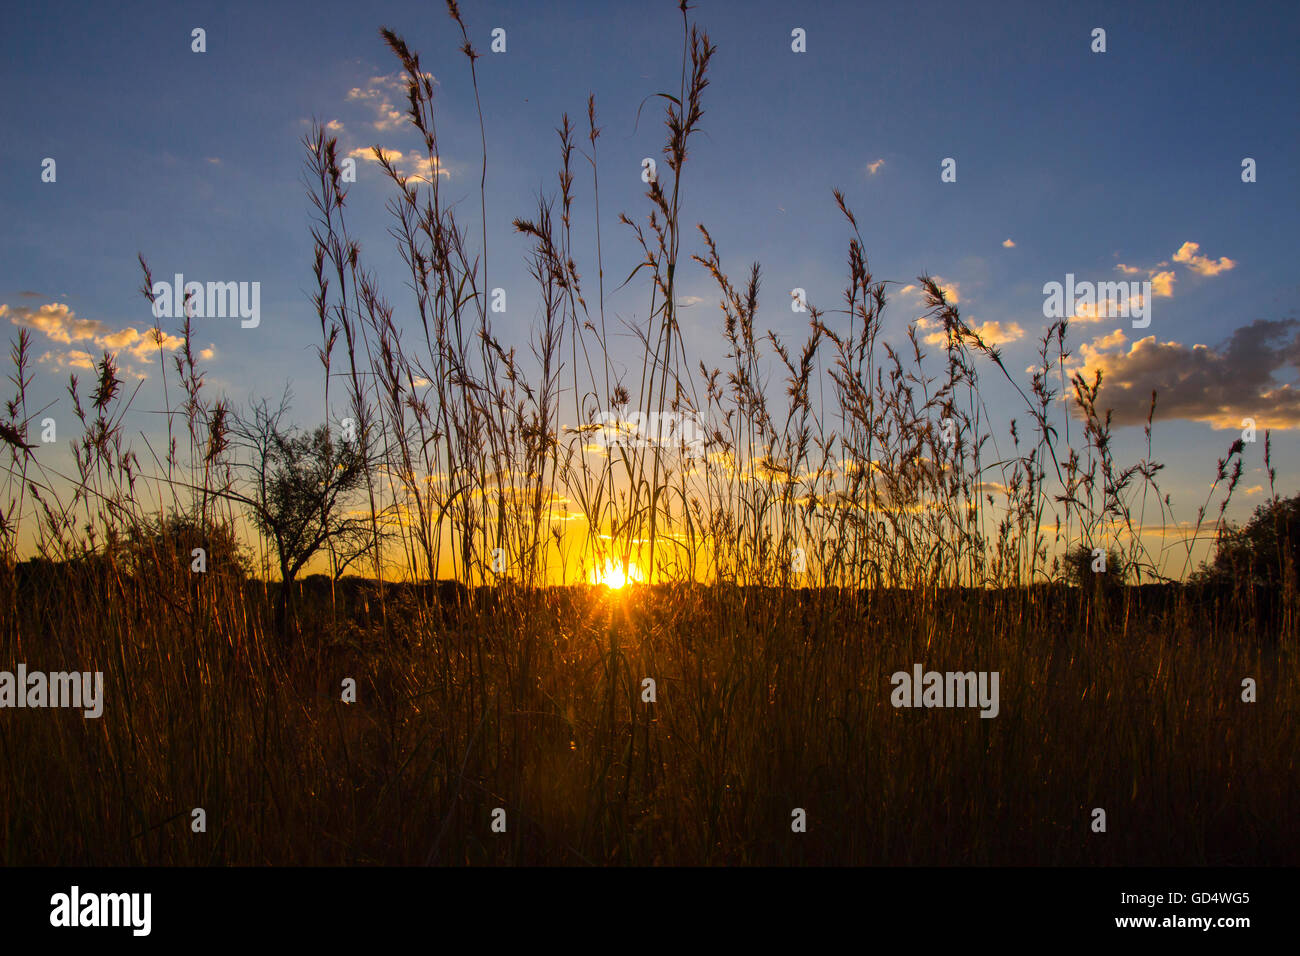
[591,559,643,589]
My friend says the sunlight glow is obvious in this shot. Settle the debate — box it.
[591,559,643,590]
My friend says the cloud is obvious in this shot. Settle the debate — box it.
[1,302,106,343]
[676,295,705,308]
[97,328,141,349]
[1002,239,1015,248]
[347,146,449,181]
[1088,328,1128,351]
[401,154,449,182]
[331,74,456,181]
[924,318,1023,347]
[348,146,403,165]
[1173,241,1236,277]
[1149,270,1176,298]
[3,301,188,372]
[131,330,186,359]
[866,159,885,175]
[1075,318,1300,429]
[918,315,1023,347]
[1064,262,1173,324]
[899,279,957,303]
[1071,284,1157,324]
[346,74,412,132]
[900,277,959,307]
[902,280,962,332]
[37,349,96,371]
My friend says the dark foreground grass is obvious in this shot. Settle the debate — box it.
[3,573,1294,866]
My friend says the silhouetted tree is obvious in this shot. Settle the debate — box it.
[232,396,377,643]
[1198,492,1300,590]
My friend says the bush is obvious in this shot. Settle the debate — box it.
[122,511,251,581]
[1063,543,1126,588]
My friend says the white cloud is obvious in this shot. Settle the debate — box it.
[346,74,412,132]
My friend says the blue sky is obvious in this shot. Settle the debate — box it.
[1,0,1297,568]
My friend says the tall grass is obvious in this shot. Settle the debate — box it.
[0,0,1294,866]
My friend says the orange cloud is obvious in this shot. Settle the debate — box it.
[4,301,190,374]
[1149,270,1176,297]
[1173,241,1236,277]
[925,318,1024,347]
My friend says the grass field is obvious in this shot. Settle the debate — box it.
[1,1,1295,867]
[2,571,1295,865]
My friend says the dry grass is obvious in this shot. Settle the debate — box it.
[0,0,1294,866]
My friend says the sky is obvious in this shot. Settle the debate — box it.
[1,0,1297,575]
